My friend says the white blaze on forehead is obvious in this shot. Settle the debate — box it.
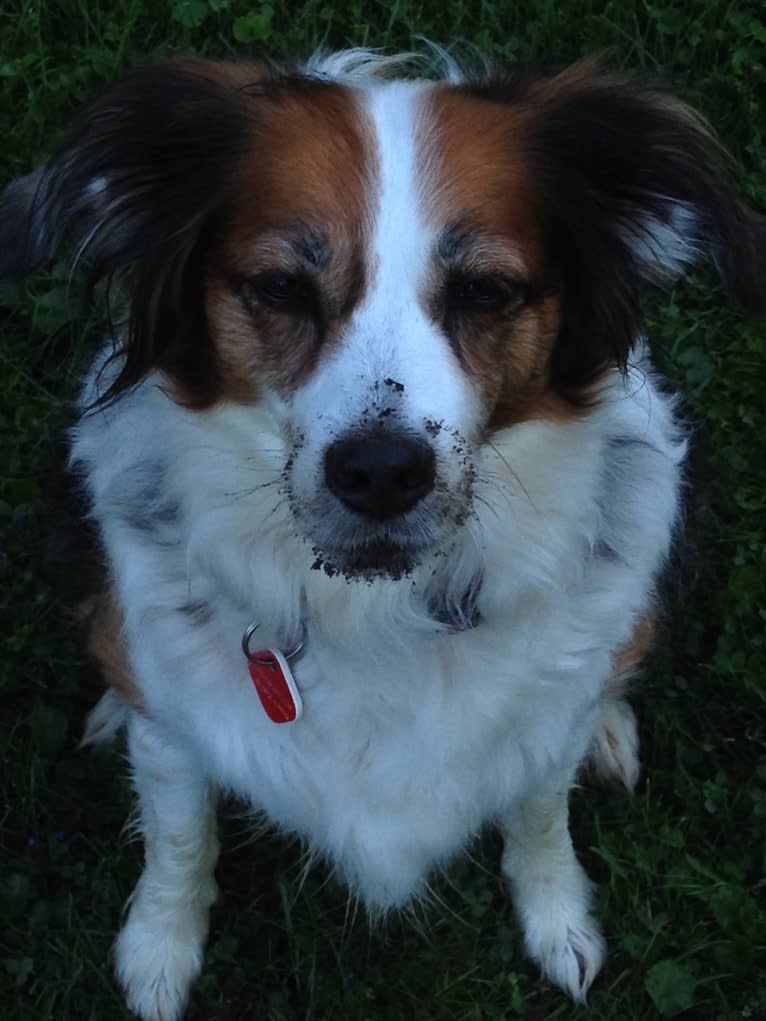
[366,81,432,282]
[284,79,482,461]
[333,78,481,430]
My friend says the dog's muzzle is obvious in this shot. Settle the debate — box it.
[288,420,473,580]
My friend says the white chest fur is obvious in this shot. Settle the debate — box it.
[128,597,605,908]
[74,347,684,908]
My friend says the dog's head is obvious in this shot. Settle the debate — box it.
[2,52,763,578]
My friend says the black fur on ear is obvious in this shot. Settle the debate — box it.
[465,60,766,394]
[0,59,261,404]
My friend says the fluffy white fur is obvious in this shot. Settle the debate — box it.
[68,53,687,1021]
[76,344,684,1020]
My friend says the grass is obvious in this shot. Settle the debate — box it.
[1,1,765,1019]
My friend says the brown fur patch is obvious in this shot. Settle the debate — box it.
[204,78,375,400]
[86,589,143,709]
[607,611,657,698]
[423,87,545,273]
[422,86,584,430]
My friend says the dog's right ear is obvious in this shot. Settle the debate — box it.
[0,59,258,282]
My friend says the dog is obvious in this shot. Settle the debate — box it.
[2,49,764,1021]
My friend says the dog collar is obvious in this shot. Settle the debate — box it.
[242,622,304,724]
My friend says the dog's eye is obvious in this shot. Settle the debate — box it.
[448,274,521,313]
[243,272,315,314]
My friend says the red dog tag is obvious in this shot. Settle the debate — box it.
[247,648,303,724]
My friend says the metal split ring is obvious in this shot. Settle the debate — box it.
[241,621,305,666]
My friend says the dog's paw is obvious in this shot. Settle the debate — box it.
[114,891,215,1021]
[504,846,606,1003]
[521,907,606,1003]
[588,698,640,792]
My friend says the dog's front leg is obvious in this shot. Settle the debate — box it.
[500,788,605,1003]
[115,713,219,1021]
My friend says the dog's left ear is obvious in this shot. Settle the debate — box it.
[541,64,766,386]
[473,62,766,389]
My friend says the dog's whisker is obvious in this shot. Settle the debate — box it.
[473,492,503,522]
[219,478,284,500]
[485,441,536,509]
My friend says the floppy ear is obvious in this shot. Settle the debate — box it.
[471,61,766,391]
[0,59,257,402]
[537,64,766,389]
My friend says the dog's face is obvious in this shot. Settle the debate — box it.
[203,74,566,577]
[2,54,764,578]
[207,80,492,577]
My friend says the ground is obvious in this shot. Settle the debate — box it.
[1,2,765,1019]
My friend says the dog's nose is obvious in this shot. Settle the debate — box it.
[324,433,436,520]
